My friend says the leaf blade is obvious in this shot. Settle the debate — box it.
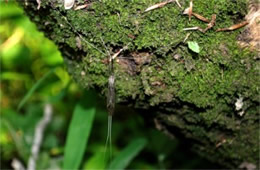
[63,92,96,170]
[187,41,200,53]
[108,138,147,169]
[18,69,54,110]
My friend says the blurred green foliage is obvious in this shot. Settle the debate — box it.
[63,93,97,169]
[0,1,217,169]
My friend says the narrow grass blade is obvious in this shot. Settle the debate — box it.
[63,91,96,170]
[2,119,30,161]
[18,69,54,110]
[108,138,147,169]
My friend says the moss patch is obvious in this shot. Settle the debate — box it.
[20,0,259,168]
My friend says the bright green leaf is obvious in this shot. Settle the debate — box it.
[108,138,147,169]
[187,41,200,53]
[63,91,97,170]
[0,72,30,81]
[83,148,106,170]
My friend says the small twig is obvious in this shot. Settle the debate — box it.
[192,12,210,23]
[175,0,182,8]
[183,33,191,42]
[36,0,41,10]
[183,6,210,23]
[74,3,91,10]
[216,139,227,148]
[183,27,200,31]
[183,26,203,32]
[216,21,249,32]
[110,45,129,62]
[183,14,216,33]
[144,0,181,12]
[203,14,216,32]
[145,0,173,12]
[111,49,124,61]
[27,104,53,170]
[11,158,25,170]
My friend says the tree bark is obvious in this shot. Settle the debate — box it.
[18,0,259,168]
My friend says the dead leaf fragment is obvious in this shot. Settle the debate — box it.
[235,97,243,111]
[132,52,152,65]
[183,2,193,21]
[217,21,248,32]
[238,2,260,51]
[239,162,256,170]
[75,36,82,49]
[64,0,75,10]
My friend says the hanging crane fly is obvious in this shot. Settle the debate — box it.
[101,37,129,162]
[55,9,129,162]
[56,8,125,162]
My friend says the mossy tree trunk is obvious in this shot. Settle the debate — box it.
[19,0,259,168]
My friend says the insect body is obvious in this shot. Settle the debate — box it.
[107,74,115,116]
[107,45,116,116]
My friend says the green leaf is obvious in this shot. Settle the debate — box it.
[187,41,200,53]
[0,72,30,81]
[108,138,147,169]
[83,147,106,170]
[18,69,54,110]
[63,91,97,170]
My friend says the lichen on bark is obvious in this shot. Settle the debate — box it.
[19,0,259,168]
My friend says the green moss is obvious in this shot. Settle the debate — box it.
[24,0,257,109]
[20,0,259,168]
